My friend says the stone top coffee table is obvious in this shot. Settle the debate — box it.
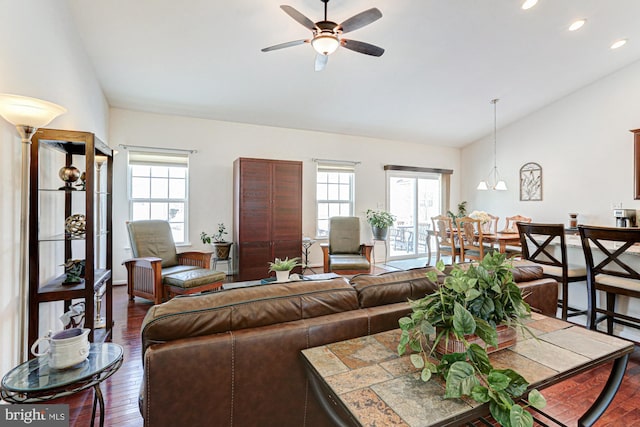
[301,313,633,427]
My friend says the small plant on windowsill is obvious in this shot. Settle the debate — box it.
[397,252,546,427]
[201,223,232,260]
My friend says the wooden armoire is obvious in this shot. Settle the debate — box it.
[233,158,302,280]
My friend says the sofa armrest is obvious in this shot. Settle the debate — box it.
[178,251,213,269]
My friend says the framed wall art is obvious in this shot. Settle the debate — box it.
[520,162,542,201]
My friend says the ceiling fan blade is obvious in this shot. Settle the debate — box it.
[280,5,318,31]
[341,39,385,57]
[315,54,328,72]
[261,39,308,52]
[339,8,382,34]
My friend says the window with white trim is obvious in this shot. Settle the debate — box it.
[316,162,355,238]
[128,150,189,243]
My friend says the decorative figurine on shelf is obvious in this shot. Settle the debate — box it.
[58,165,81,190]
[62,259,85,284]
[65,214,86,237]
[76,171,86,191]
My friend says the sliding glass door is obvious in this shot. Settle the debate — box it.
[387,172,442,259]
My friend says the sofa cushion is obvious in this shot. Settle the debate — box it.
[141,277,359,354]
[329,254,370,271]
[445,261,544,283]
[350,267,441,308]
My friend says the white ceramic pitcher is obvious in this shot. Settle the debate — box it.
[31,328,90,369]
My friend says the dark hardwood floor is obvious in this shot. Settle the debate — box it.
[59,274,640,427]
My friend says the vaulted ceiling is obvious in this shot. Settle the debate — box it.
[68,0,640,147]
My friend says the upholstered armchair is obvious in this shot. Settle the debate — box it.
[321,217,372,274]
[124,220,225,304]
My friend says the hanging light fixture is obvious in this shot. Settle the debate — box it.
[477,98,507,191]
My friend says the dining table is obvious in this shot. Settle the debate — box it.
[481,232,521,253]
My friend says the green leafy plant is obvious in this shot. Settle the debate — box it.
[268,257,301,272]
[200,223,228,244]
[365,209,396,228]
[397,252,546,427]
[447,200,468,222]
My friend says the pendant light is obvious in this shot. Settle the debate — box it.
[477,98,507,191]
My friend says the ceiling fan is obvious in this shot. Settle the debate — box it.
[261,0,384,71]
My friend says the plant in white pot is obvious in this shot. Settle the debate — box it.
[365,209,396,240]
[398,253,546,427]
[268,257,301,282]
[200,223,232,260]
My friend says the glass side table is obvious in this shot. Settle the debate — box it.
[1,342,123,427]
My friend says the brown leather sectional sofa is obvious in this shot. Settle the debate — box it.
[139,263,557,426]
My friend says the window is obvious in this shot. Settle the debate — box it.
[128,150,189,243]
[316,162,355,238]
[384,165,452,259]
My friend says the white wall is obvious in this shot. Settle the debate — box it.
[462,58,640,225]
[0,0,109,375]
[462,58,640,340]
[109,108,462,283]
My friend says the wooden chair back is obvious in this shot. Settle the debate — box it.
[503,215,532,233]
[455,216,485,261]
[579,225,640,333]
[431,215,459,263]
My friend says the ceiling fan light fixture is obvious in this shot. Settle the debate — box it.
[311,33,340,55]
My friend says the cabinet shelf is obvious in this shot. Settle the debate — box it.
[29,128,114,353]
[37,269,112,302]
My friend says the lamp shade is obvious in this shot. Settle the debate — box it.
[476,181,489,191]
[494,180,508,191]
[311,34,340,55]
[0,94,66,128]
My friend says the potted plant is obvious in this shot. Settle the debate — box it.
[200,223,233,260]
[446,200,468,222]
[268,257,301,282]
[398,252,546,427]
[365,209,396,240]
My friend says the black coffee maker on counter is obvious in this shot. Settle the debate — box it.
[613,209,637,227]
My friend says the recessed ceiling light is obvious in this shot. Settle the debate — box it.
[568,19,586,31]
[522,0,538,10]
[611,39,627,49]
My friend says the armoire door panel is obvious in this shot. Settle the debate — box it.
[237,241,271,281]
[272,162,302,240]
[234,157,302,281]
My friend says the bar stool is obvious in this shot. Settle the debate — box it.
[579,225,640,334]
[517,222,587,321]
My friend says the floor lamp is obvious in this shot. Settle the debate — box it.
[0,94,66,362]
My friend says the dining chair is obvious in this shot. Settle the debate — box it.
[430,215,460,264]
[579,225,640,334]
[502,215,532,233]
[517,222,586,321]
[500,215,532,257]
[456,216,490,262]
[481,214,500,235]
